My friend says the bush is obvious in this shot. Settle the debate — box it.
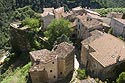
[77,69,86,80]
[95,8,125,17]
[22,17,40,32]
[117,72,125,83]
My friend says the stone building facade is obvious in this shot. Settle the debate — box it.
[29,42,74,83]
[41,7,69,30]
[110,18,125,38]
[41,12,55,30]
[81,31,125,80]
[75,15,106,40]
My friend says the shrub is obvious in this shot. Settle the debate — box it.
[77,69,86,80]
[117,72,125,83]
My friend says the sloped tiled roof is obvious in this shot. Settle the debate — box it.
[43,8,54,13]
[89,33,125,67]
[83,8,100,16]
[77,15,102,29]
[41,12,54,17]
[113,18,125,25]
[53,42,74,58]
[81,30,103,45]
[72,6,83,11]
[29,49,57,64]
[54,7,64,14]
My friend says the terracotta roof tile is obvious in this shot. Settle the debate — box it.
[54,7,64,14]
[53,42,74,58]
[113,18,125,25]
[41,12,54,17]
[78,15,102,29]
[43,8,54,13]
[89,33,125,67]
[72,6,83,11]
[30,49,57,64]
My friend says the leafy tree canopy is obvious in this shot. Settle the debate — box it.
[22,17,41,32]
[117,72,125,83]
[44,19,73,47]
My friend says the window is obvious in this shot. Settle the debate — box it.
[79,25,80,29]
[60,72,62,75]
[93,64,96,67]
[50,70,52,72]
[52,62,54,64]
[78,19,80,22]
[54,76,56,78]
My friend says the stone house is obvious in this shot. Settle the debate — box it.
[10,22,31,53]
[75,14,107,40]
[81,31,125,80]
[54,7,65,19]
[30,49,58,83]
[29,42,74,83]
[83,8,100,16]
[41,7,74,30]
[110,18,125,38]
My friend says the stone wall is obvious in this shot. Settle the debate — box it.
[81,44,88,67]
[30,70,48,83]
[10,26,31,53]
[44,59,58,83]
[42,14,55,30]
[64,51,74,76]
[111,18,125,37]
[58,50,74,80]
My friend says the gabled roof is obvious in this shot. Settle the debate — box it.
[81,30,103,45]
[29,49,57,64]
[29,42,74,72]
[30,42,74,64]
[72,6,83,11]
[43,8,54,13]
[61,11,73,18]
[113,18,125,25]
[87,13,102,20]
[54,7,64,14]
[83,8,100,16]
[41,12,54,17]
[77,15,102,29]
[89,33,125,67]
[53,42,74,58]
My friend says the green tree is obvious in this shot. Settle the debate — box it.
[117,72,125,83]
[44,19,73,48]
[22,17,40,32]
[54,34,72,45]
[77,69,86,80]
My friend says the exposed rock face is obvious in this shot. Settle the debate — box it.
[10,22,31,53]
